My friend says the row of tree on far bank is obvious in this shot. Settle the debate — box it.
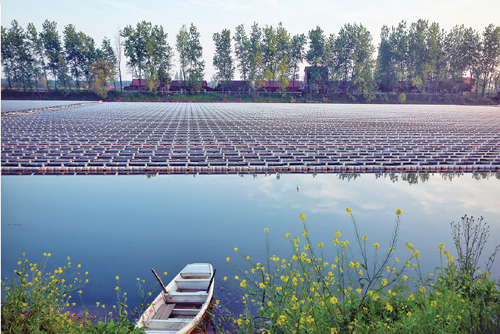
[2,19,499,98]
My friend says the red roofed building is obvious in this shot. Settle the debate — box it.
[257,81,302,93]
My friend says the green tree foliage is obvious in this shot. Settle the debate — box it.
[99,37,118,88]
[306,26,327,93]
[144,25,173,93]
[89,58,114,99]
[121,21,149,87]
[444,25,480,93]
[122,21,172,93]
[176,24,189,82]
[26,22,49,91]
[186,23,205,90]
[39,20,64,91]
[233,23,264,92]
[2,18,499,98]
[335,23,375,95]
[1,20,40,92]
[288,33,306,86]
[212,28,235,93]
[233,24,250,83]
[477,24,500,96]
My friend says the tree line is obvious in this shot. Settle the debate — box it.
[2,19,499,97]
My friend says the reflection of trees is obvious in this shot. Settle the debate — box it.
[472,172,500,181]
[371,172,499,185]
[441,172,464,181]
[338,173,361,182]
[375,172,430,185]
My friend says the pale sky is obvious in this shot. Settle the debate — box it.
[2,0,499,81]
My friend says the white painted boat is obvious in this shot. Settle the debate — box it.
[136,263,215,334]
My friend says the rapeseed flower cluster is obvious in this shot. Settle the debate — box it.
[219,209,500,333]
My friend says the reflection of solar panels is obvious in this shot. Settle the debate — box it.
[2,103,499,175]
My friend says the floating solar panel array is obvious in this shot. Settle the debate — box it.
[2,102,500,175]
[1,101,101,117]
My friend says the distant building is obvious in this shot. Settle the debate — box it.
[256,81,302,93]
[124,79,213,92]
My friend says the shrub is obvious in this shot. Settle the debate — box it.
[1,253,153,334]
[1,253,88,333]
[398,93,406,104]
[219,209,500,333]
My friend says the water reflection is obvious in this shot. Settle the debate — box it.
[2,172,499,315]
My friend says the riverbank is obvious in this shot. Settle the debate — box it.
[2,89,499,105]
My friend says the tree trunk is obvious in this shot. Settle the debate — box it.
[481,73,489,97]
[119,66,123,93]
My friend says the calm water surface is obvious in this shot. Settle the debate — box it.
[2,173,500,313]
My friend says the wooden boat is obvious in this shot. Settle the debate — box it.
[136,263,215,334]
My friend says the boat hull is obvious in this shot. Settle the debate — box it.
[136,263,214,334]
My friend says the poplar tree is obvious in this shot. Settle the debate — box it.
[212,28,234,93]
[40,20,63,91]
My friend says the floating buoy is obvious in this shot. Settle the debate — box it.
[297,185,300,192]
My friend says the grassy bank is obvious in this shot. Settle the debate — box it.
[2,89,499,105]
[218,211,500,333]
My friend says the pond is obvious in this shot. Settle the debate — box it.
[2,172,500,315]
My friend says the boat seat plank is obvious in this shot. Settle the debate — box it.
[180,263,211,279]
[178,288,206,292]
[153,303,176,320]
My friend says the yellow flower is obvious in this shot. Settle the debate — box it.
[259,282,265,289]
[234,247,238,252]
[407,311,412,317]
[115,286,119,291]
[419,286,426,293]
[235,275,239,280]
[226,257,230,262]
[163,272,167,276]
[330,296,338,304]
[335,230,341,237]
[115,276,119,280]
[374,243,379,249]
[264,228,269,232]
[362,236,368,241]
[223,276,227,281]
[385,303,393,312]
[396,209,402,215]
[240,280,247,288]
[438,244,444,251]
[318,242,324,247]
[299,214,306,220]
[47,253,51,257]
[346,207,352,213]
[285,233,290,238]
